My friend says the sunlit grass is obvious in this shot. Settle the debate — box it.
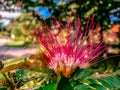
[0,74,5,80]
[5,40,25,47]
[3,58,25,67]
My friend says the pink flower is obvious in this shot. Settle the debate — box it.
[35,17,108,77]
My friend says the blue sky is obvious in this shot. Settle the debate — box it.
[34,0,60,19]
[34,6,52,19]
[34,0,68,19]
[53,0,59,4]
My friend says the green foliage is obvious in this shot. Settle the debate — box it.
[103,76,120,89]
[35,74,61,90]
[116,70,120,74]
[73,69,92,80]
[33,69,120,90]
[35,82,57,90]
[71,69,120,90]
[0,87,7,90]
[75,84,91,90]
[57,77,73,90]
[1,58,120,90]
[15,70,25,78]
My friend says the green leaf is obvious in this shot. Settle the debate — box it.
[15,69,25,78]
[73,69,92,80]
[0,87,7,90]
[57,77,74,90]
[98,76,120,89]
[83,79,98,84]
[35,82,57,90]
[74,84,92,90]
[35,74,61,90]
[116,70,120,74]
[90,84,106,90]
[97,79,113,89]
[81,79,106,90]
[104,76,120,88]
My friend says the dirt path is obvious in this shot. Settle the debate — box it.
[0,37,37,60]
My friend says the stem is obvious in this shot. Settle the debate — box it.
[2,73,15,89]
[2,73,10,83]
[54,74,62,90]
[9,75,16,88]
[2,73,16,89]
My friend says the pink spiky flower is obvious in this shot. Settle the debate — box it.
[34,17,108,77]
